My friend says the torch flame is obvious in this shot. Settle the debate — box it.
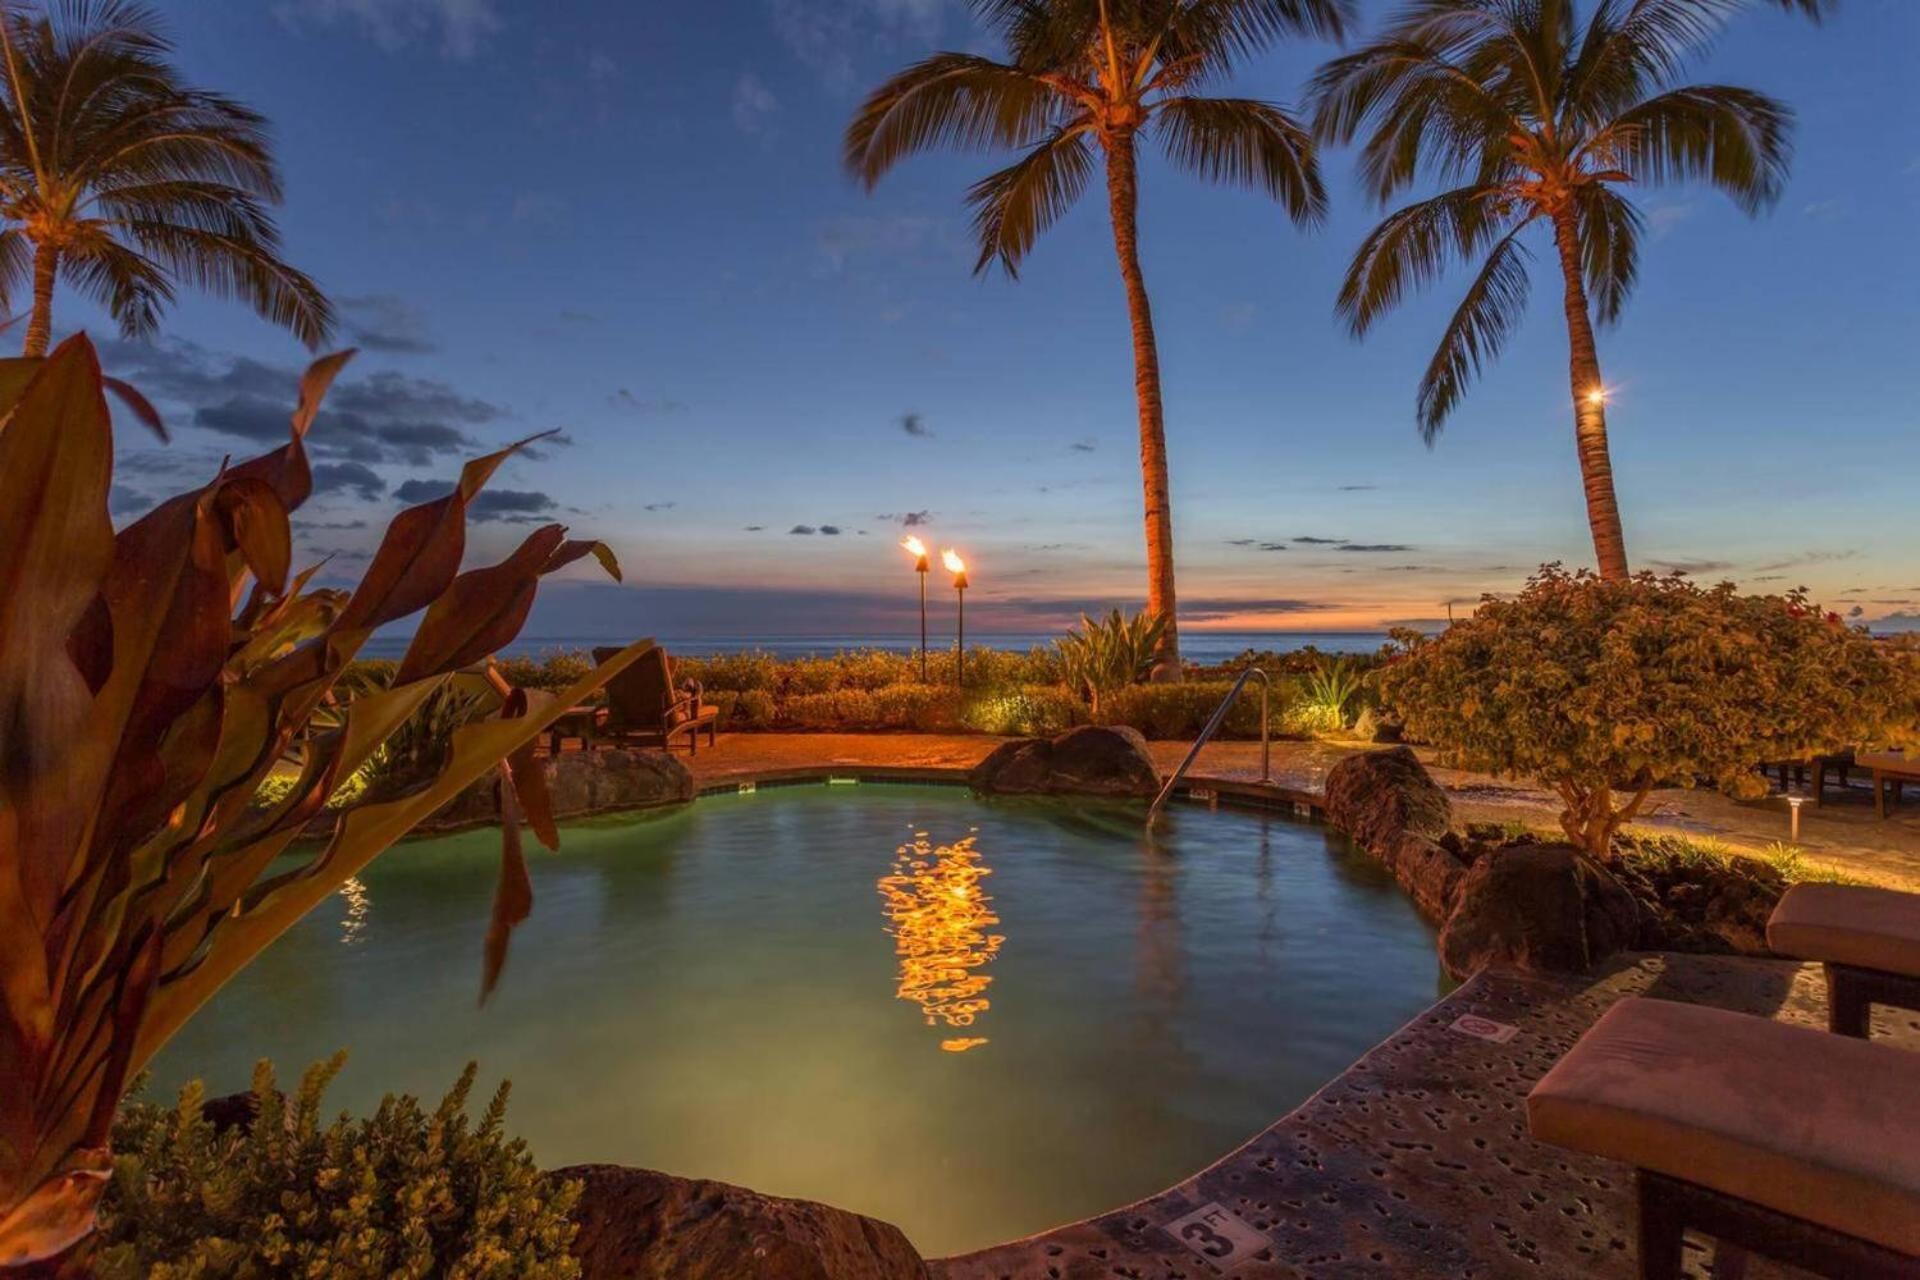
[941,548,966,576]
[901,535,926,558]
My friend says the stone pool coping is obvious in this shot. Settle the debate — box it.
[931,952,1920,1280]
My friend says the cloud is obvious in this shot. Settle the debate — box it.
[1848,605,1865,618]
[312,461,387,500]
[101,337,501,469]
[1802,197,1849,221]
[1333,543,1415,553]
[339,293,436,354]
[610,389,688,415]
[819,524,843,535]
[732,71,780,134]
[744,525,766,532]
[395,478,555,522]
[1227,539,1290,552]
[275,0,502,58]
[1336,484,1377,492]
[1753,550,1859,573]
[789,524,817,535]
[643,501,678,512]
[899,411,930,437]
[109,486,151,517]
[1645,201,1695,239]
[768,0,944,91]
[1293,535,1342,545]
[1649,558,1734,575]
[814,215,955,274]
[902,510,931,526]
[1069,438,1096,453]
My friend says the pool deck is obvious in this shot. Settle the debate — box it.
[931,953,1920,1280]
[678,733,1920,890]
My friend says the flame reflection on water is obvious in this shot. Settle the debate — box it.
[877,828,1004,1052]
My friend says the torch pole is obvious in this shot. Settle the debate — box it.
[955,579,967,687]
[918,566,928,683]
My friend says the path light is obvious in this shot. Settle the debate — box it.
[1787,793,1807,843]
[901,536,930,682]
[942,548,968,687]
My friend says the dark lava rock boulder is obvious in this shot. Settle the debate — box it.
[1323,747,1451,855]
[556,1164,929,1280]
[969,725,1159,799]
[426,748,694,830]
[1437,844,1646,981]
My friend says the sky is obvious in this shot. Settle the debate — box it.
[76,0,1920,639]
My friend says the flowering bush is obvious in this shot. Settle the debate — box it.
[1379,566,1919,855]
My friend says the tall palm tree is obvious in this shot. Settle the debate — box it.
[0,0,332,357]
[1310,0,1828,580]
[845,0,1350,672]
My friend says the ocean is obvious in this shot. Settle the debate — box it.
[356,630,1395,663]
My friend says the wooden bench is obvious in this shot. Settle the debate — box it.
[1769,882,1920,1037]
[1859,751,1920,819]
[1527,997,1920,1279]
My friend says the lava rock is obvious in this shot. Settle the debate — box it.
[1323,747,1452,855]
[969,725,1159,799]
[1437,844,1646,981]
[1383,832,1471,921]
[427,749,694,830]
[556,1164,929,1280]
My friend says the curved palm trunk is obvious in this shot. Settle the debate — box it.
[22,241,58,358]
[1549,209,1629,580]
[1101,129,1181,676]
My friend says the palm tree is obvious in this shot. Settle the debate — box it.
[1310,0,1829,580]
[0,1,332,357]
[845,0,1350,672]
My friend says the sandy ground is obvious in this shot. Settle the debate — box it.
[675,732,1920,890]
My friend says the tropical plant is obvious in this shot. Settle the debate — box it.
[1310,0,1830,580]
[0,1,333,355]
[0,334,649,1265]
[71,1055,580,1280]
[845,0,1350,672]
[1377,565,1918,857]
[1056,608,1168,718]
[1297,653,1365,733]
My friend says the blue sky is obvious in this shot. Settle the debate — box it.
[84,0,1920,637]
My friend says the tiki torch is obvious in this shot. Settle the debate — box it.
[902,536,930,681]
[942,548,968,687]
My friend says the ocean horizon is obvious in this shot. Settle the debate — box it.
[357,630,1399,663]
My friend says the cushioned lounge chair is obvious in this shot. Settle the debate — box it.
[1527,997,1920,1279]
[592,645,718,753]
[1769,882,1920,1037]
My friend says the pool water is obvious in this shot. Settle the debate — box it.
[151,784,1443,1256]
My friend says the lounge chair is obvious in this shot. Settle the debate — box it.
[591,645,718,753]
[1769,882,1920,1037]
[1528,996,1920,1279]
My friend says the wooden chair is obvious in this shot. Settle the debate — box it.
[591,645,718,753]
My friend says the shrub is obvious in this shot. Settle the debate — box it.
[1295,655,1368,735]
[1379,565,1920,857]
[0,337,642,1261]
[872,682,964,731]
[1105,681,1278,739]
[74,1056,579,1280]
[962,685,1079,736]
[1055,609,1166,718]
[493,651,592,691]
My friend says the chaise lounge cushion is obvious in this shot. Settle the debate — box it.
[1767,883,1920,978]
[1527,997,1920,1256]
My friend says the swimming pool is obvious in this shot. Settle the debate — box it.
[150,783,1443,1256]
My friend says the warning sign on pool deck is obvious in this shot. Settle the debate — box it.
[1166,1201,1268,1271]
[1448,1013,1520,1044]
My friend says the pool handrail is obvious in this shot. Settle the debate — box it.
[1146,666,1272,825]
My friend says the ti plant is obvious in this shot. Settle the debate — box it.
[0,335,652,1265]
[1056,609,1168,721]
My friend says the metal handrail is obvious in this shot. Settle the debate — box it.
[1146,667,1272,825]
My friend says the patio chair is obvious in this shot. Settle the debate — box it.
[1527,996,1920,1280]
[591,645,718,753]
[1769,882,1920,1037]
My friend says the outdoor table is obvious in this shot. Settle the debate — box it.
[1858,751,1920,819]
[546,704,601,756]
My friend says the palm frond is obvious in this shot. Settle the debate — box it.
[965,121,1096,276]
[61,230,173,338]
[1157,0,1352,74]
[1153,95,1325,224]
[843,52,1063,188]
[115,220,334,347]
[1574,182,1641,325]
[1335,183,1512,336]
[1416,222,1534,441]
[1599,82,1791,214]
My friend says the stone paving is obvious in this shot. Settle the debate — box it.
[675,733,1920,890]
[933,954,1920,1280]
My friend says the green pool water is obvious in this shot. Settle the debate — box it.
[151,784,1443,1256]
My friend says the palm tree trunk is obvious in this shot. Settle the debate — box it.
[1549,208,1629,581]
[1101,129,1181,676]
[23,241,58,358]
